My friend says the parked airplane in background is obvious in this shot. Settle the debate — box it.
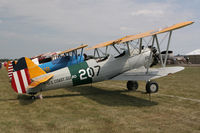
[9,21,193,99]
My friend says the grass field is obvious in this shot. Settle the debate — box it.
[0,67,200,133]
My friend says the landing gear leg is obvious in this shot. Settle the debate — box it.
[127,81,138,91]
[34,94,43,99]
[38,94,43,99]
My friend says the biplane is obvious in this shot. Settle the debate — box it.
[9,21,193,99]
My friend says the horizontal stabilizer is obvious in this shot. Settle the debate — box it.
[111,66,184,81]
[28,74,54,89]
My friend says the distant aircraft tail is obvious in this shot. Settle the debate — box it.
[7,61,14,80]
[11,57,46,94]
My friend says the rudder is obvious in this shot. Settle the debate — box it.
[7,61,14,80]
[11,57,46,94]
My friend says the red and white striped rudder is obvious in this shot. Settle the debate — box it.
[11,69,31,94]
[7,61,13,80]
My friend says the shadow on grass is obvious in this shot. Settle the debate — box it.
[0,98,18,102]
[2,86,158,106]
[0,95,35,105]
[17,95,35,105]
[44,86,158,107]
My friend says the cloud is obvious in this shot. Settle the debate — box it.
[131,10,164,16]
[0,0,198,58]
[129,2,173,21]
[120,26,129,31]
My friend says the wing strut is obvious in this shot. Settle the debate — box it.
[154,31,173,67]
[155,35,164,67]
[139,38,142,54]
[112,45,121,54]
[105,46,108,54]
[146,36,155,74]
[126,42,131,56]
[79,47,84,62]
[163,31,172,67]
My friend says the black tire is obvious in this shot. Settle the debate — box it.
[127,81,138,91]
[146,81,159,93]
[31,96,36,100]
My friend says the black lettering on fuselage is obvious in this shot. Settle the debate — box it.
[46,76,71,86]
[54,77,65,84]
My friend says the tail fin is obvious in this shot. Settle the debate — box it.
[7,61,14,80]
[11,57,46,94]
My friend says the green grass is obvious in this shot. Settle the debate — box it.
[0,67,200,133]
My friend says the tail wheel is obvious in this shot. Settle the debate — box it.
[31,96,36,100]
[127,81,138,91]
[146,81,159,93]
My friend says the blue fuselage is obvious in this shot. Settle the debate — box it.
[39,55,84,73]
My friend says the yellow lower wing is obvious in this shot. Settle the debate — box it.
[28,74,54,89]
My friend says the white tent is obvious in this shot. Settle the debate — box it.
[186,49,200,55]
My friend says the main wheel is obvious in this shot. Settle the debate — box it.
[146,81,159,93]
[127,81,138,91]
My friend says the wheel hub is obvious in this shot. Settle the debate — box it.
[150,84,157,92]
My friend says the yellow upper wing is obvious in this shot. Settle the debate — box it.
[119,30,154,43]
[154,21,194,34]
[86,40,115,50]
[58,44,88,55]
[120,21,194,44]
[87,21,194,50]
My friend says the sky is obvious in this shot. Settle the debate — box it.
[0,0,199,58]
